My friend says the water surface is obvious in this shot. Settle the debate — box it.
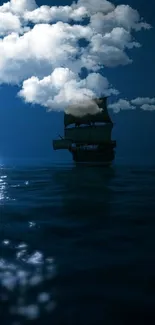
[0,163,155,324]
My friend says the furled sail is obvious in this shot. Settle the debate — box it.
[64,97,112,127]
[53,139,72,150]
[65,124,113,144]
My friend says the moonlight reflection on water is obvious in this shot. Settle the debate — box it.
[0,239,56,322]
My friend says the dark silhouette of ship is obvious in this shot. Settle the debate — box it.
[53,97,116,165]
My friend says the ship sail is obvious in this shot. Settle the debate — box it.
[64,97,112,127]
[65,124,113,144]
[52,96,116,164]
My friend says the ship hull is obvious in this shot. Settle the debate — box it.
[69,144,116,166]
[73,160,113,167]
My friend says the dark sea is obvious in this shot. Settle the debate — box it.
[1,161,155,325]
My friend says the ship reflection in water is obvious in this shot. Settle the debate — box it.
[0,163,155,324]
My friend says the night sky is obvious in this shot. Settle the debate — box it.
[0,0,154,165]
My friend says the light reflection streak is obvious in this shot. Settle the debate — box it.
[0,239,56,322]
[0,168,9,203]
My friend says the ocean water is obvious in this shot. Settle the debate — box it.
[0,162,155,325]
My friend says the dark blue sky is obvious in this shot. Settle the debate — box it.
[0,0,154,165]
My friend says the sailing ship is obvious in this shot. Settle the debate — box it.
[53,97,116,165]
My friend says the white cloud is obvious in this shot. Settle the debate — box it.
[0,0,152,115]
[109,99,135,113]
[0,0,37,35]
[0,23,93,84]
[18,68,118,116]
[74,0,115,15]
[0,0,37,14]
[141,104,155,111]
[130,97,155,112]
[24,5,88,23]
[89,5,151,34]
[80,73,119,96]
[87,35,133,67]
[113,5,151,31]
[131,97,155,105]
[11,0,37,13]
[76,26,140,71]
[109,97,155,113]
[0,11,21,36]
[102,27,141,50]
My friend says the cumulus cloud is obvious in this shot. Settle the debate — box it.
[129,97,155,112]
[18,68,118,116]
[109,99,136,113]
[0,23,94,84]
[141,104,155,111]
[131,97,155,106]
[0,11,21,36]
[0,0,37,14]
[109,97,155,113]
[0,0,152,115]
[24,5,88,23]
[74,0,115,15]
[89,4,151,34]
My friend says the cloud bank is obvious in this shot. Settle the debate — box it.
[109,97,155,113]
[0,0,153,115]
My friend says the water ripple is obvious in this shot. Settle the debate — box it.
[0,164,155,324]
